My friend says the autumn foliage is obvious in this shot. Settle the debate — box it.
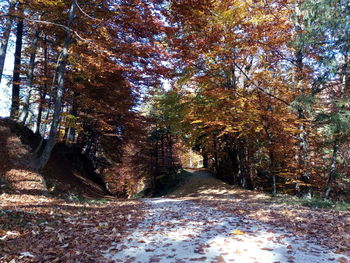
[158,0,350,200]
[0,0,349,200]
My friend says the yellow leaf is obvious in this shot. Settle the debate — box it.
[191,120,203,124]
[231,229,245,235]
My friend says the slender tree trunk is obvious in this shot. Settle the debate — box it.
[263,122,276,195]
[236,147,242,186]
[270,150,276,196]
[10,5,23,119]
[236,140,252,189]
[296,48,311,198]
[237,144,247,188]
[34,97,51,154]
[213,138,219,173]
[161,133,164,166]
[37,1,77,170]
[323,141,338,200]
[67,94,78,142]
[35,35,49,135]
[167,132,174,167]
[150,139,159,196]
[0,0,16,84]
[244,146,254,190]
[298,108,311,198]
[21,30,40,124]
[294,1,311,198]
[35,91,45,134]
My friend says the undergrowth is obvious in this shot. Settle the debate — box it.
[273,195,350,211]
[63,192,109,204]
[133,169,191,198]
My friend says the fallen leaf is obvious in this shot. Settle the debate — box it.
[261,247,274,251]
[20,252,34,258]
[231,229,245,235]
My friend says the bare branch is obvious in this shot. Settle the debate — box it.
[75,0,100,21]
[233,62,290,106]
[24,18,91,43]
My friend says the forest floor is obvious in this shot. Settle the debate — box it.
[0,120,141,262]
[1,170,350,262]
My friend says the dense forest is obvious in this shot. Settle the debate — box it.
[0,0,349,201]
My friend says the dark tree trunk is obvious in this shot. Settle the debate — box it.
[244,146,254,190]
[0,0,16,84]
[237,145,246,188]
[264,124,277,195]
[202,152,208,168]
[21,30,40,124]
[167,132,174,167]
[149,139,159,196]
[37,1,77,170]
[10,6,23,119]
[235,143,254,190]
[213,138,219,173]
[228,148,238,184]
[161,133,164,166]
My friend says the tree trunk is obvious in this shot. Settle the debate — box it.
[268,148,277,195]
[161,133,164,166]
[67,94,78,142]
[297,108,312,198]
[0,0,16,84]
[213,138,219,173]
[35,35,49,135]
[228,148,238,184]
[295,46,311,198]
[264,122,277,195]
[35,91,46,134]
[237,144,247,188]
[10,5,23,119]
[149,139,159,196]
[202,152,208,168]
[167,132,174,167]
[20,30,40,124]
[37,1,77,170]
[323,141,338,200]
[244,146,254,190]
[294,1,311,198]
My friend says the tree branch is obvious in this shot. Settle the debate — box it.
[24,18,91,42]
[75,0,100,21]
[233,62,290,105]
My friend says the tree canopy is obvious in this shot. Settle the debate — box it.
[0,0,349,200]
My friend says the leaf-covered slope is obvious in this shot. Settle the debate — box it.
[0,119,47,195]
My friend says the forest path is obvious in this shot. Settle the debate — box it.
[104,171,350,263]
